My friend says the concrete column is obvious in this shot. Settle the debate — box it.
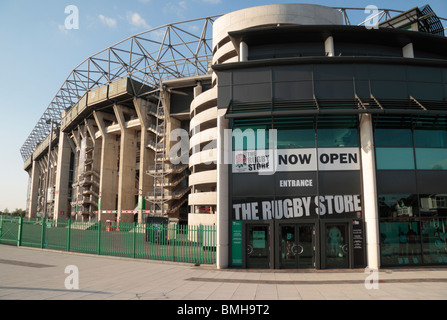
[43,144,58,220]
[53,132,72,221]
[239,41,248,62]
[411,22,419,32]
[27,160,40,218]
[325,36,335,57]
[402,43,414,58]
[360,114,380,270]
[216,108,230,269]
[193,82,203,98]
[190,83,203,215]
[69,130,80,218]
[114,105,137,222]
[134,98,154,223]
[94,111,119,221]
[85,119,102,220]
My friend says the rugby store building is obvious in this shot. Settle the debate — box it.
[211,4,447,270]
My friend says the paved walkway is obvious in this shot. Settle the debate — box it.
[1,245,447,301]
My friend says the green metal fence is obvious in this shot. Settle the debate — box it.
[0,216,216,265]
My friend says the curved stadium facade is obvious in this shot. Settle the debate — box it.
[21,4,447,270]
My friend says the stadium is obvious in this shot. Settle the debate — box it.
[21,3,447,270]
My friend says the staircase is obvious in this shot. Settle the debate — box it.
[145,92,190,222]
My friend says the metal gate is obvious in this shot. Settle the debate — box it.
[0,216,20,245]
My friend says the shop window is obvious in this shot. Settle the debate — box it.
[375,128,413,147]
[420,194,447,217]
[375,148,415,170]
[232,128,269,151]
[378,194,419,219]
[317,115,359,147]
[317,128,358,147]
[380,221,422,266]
[420,218,447,264]
[414,129,447,148]
[415,149,447,170]
[274,116,315,149]
[414,117,447,170]
[232,118,272,151]
[276,128,315,148]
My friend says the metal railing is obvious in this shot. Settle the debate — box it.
[0,216,216,265]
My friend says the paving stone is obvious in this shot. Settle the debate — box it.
[1,245,447,301]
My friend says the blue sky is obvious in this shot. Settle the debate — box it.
[0,0,446,211]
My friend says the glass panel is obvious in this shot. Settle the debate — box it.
[280,224,315,269]
[247,225,269,268]
[414,130,447,148]
[374,128,413,147]
[317,128,358,147]
[274,116,315,149]
[232,128,270,151]
[280,225,296,268]
[414,116,447,148]
[415,148,447,170]
[420,194,447,218]
[376,148,415,170]
[317,115,359,147]
[378,194,419,219]
[380,221,422,266]
[325,224,349,268]
[277,129,315,149]
[233,118,271,151]
[421,218,447,264]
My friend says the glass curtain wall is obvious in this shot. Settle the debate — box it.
[231,115,360,214]
[375,115,447,266]
[231,115,362,269]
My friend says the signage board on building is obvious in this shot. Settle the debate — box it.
[232,148,360,173]
[232,195,362,221]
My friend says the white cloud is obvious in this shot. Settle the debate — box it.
[164,1,188,18]
[127,12,150,29]
[179,1,187,10]
[98,14,117,28]
[188,24,200,33]
[58,24,69,35]
[200,0,221,4]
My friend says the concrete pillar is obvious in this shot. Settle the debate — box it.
[359,114,380,270]
[193,82,203,98]
[216,108,230,269]
[53,132,72,221]
[402,43,414,58]
[85,119,102,220]
[411,22,419,32]
[114,105,137,222]
[27,160,40,218]
[325,36,335,57]
[190,82,203,215]
[134,98,154,223]
[94,111,119,221]
[43,144,58,220]
[239,41,248,62]
[70,129,81,218]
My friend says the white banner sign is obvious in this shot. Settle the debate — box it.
[232,148,360,173]
[233,194,363,221]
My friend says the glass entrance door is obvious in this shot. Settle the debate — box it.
[279,224,315,269]
[325,223,349,268]
[247,225,270,268]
